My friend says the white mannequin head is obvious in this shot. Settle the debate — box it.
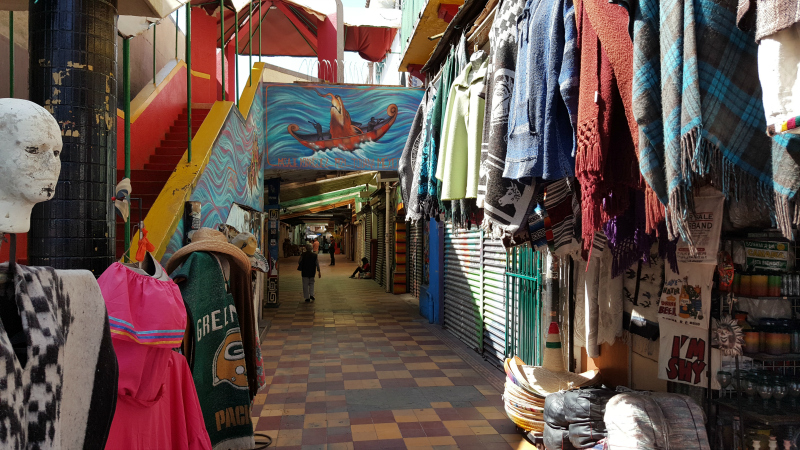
[0,99,62,233]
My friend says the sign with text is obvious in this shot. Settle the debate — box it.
[744,240,790,272]
[658,321,720,389]
[265,84,424,171]
[675,194,724,264]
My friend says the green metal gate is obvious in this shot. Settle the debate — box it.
[505,245,543,366]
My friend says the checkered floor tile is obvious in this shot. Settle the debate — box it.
[254,257,535,450]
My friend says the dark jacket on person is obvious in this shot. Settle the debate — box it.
[299,252,319,278]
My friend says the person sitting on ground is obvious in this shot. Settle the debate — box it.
[298,243,321,302]
[350,257,371,278]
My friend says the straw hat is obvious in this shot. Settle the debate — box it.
[506,323,599,398]
[166,227,251,275]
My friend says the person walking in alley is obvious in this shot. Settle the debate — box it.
[329,239,336,266]
[299,244,321,302]
[312,238,320,253]
[350,257,371,278]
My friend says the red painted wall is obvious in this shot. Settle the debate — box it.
[191,8,219,103]
[0,234,27,265]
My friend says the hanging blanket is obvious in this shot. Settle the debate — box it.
[0,264,119,449]
[399,100,425,220]
[640,0,800,242]
[543,178,581,256]
[414,87,437,220]
[504,0,579,181]
[479,0,534,237]
[575,4,640,256]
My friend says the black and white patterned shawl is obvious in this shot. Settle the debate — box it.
[479,0,535,238]
[0,264,118,449]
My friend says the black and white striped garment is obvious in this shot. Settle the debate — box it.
[479,0,535,237]
[0,264,118,449]
[542,178,581,256]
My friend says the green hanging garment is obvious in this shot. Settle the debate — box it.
[173,252,255,450]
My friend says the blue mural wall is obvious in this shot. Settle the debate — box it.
[264,84,424,171]
[162,85,267,265]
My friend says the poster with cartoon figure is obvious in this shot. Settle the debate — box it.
[658,262,715,329]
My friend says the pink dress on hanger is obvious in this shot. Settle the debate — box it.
[99,259,211,450]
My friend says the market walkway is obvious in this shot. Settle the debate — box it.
[254,255,535,450]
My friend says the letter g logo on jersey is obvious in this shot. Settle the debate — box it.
[213,327,248,389]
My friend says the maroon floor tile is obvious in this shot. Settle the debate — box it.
[456,408,485,420]
[400,427,426,438]
[450,377,487,386]
[408,370,446,378]
[488,419,518,434]
[424,427,451,437]
[255,416,281,431]
[396,422,420,430]
[251,404,264,416]
[434,409,462,420]
[354,439,406,450]
[348,417,373,425]
[304,402,327,414]
[377,378,417,388]
[369,410,395,423]
[306,382,329,392]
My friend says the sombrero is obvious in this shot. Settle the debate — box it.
[230,232,269,272]
[166,227,251,275]
[506,323,599,398]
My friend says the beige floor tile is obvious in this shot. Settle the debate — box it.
[471,426,499,435]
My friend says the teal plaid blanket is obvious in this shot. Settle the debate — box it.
[634,0,800,242]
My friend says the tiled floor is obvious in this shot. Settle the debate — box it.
[255,255,535,450]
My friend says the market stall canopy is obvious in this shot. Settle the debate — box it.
[216,0,399,62]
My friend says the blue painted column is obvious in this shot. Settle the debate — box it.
[426,218,445,325]
[264,178,281,308]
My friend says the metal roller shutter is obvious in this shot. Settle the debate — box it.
[357,223,364,264]
[376,211,386,287]
[443,222,483,351]
[482,236,508,368]
[409,221,423,297]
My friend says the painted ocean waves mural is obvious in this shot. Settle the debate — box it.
[161,85,267,265]
[265,84,424,171]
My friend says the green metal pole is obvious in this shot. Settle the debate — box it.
[234,10,238,105]
[123,37,131,261]
[248,2,252,86]
[8,11,13,98]
[186,3,192,163]
[220,0,225,101]
[258,2,262,62]
[153,23,157,84]
[175,9,179,59]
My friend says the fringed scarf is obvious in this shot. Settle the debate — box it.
[575,4,640,257]
[400,100,425,222]
[581,0,667,235]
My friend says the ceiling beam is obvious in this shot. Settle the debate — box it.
[280,172,378,202]
[281,199,354,219]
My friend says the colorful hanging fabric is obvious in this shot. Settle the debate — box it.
[581,0,666,235]
[479,0,535,237]
[637,0,800,242]
[436,55,489,201]
[399,99,425,220]
[603,190,652,279]
[574,4,640,256]
[503,0,579,181]
[414,87,438,219]
[542,178,581,256]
